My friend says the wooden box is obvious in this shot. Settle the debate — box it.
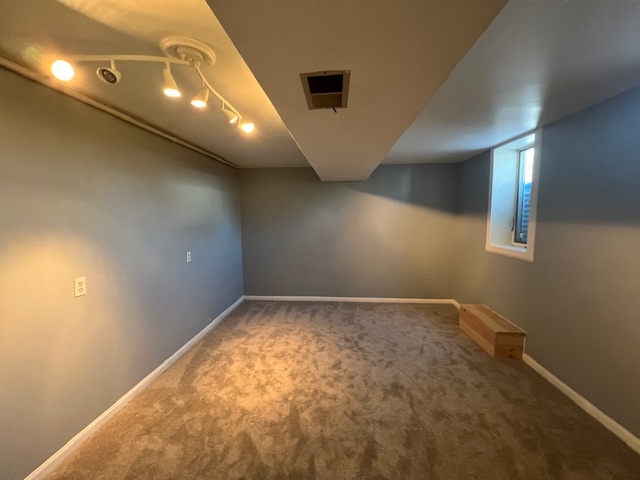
[459,304,526,359]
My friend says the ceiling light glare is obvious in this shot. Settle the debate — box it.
[191,86,209,108]
[51,60,74,81]
[239,122,255,133]
[162,65,181,97]
[221,105,239,124]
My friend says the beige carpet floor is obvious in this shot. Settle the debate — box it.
[48,301,640,479]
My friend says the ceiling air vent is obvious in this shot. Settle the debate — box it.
[300,70,350,110]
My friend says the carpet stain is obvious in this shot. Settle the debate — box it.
[357,437,379,477]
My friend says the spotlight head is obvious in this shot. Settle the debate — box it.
[51,60,74,81]
[96,67,121,84]
[162,65,181,98]
[191,86,209,108]
[221,106,239,124]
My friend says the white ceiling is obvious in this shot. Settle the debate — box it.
[385,0,640,164]
[207,0,505,181]
[1,1,640,179]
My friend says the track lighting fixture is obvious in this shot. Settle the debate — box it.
[162,64,181,98]
[191,86,209,108]
[51,60,74,81]
[50,37,253,133]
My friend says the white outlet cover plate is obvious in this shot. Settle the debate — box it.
[186,251,191,262]
[74,276,87,297]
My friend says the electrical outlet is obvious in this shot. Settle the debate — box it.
[74,276,87,297]
[186,251,192,262]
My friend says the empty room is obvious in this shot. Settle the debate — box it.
[1,0,640,478]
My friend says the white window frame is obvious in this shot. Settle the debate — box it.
[485,129,542,262]
[512,146,534,246]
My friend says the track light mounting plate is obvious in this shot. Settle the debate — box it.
[160,37,216,67]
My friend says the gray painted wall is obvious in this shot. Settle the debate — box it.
[453,86,640,437]
[240,86,640,440]
[0,68,244,479]
[240,165,459,298]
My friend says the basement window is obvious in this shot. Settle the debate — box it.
[486,129,542,262]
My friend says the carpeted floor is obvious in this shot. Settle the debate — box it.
[48,301,640,479]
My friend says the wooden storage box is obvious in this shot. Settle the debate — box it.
[459,304,526,359]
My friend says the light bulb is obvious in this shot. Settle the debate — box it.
[51,60,74,81]
[239,122,255,133]
[164,88,181,98]
[191,86,209,108]
[162,66,181,98]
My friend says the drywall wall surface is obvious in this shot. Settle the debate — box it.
[240,164,459,298]
[0,68,243,479]
[453,86,640,437]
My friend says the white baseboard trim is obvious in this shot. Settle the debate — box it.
[523,353,640,455]
[244,295,460,307]
[25,295,245,480]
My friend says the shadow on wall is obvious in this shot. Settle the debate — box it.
[458,85,640,226]
[346,163,460,215]
[239,166,459,299]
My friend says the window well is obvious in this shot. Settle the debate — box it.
[300,70,350,110]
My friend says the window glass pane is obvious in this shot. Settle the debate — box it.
[523,147,534,183]
[514,147,534,244]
